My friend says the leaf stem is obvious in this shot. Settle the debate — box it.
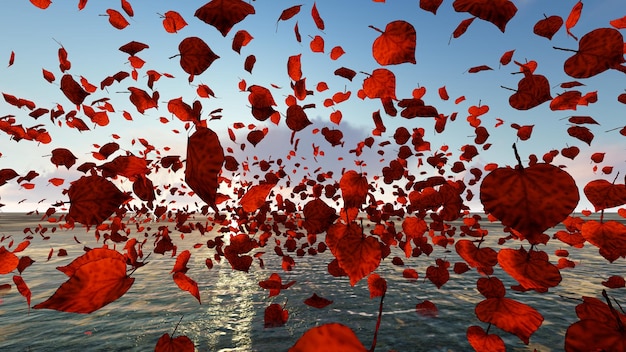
[172,315,184,337]
[512,143,523,169]
[602,289,625,332]
[553,46,578,53]
[369,292,385,352]
[368,25,383,34]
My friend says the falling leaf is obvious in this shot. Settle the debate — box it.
[162,11,188,33]
[173,272,201,303]
[562,28,626,78]
[326,222,382,286]
[290,323,367,351]
[565,1,583,40]
[533,15,563,40]
[475,297,543,344]
[155,333,195,352]
[106,9,130,29]
[177,37,220,81]
[185,127,224,212]
[67,175,131,227]
[33,248,135,313]
[452,0,517,32]
[370,20,416,65]
[303,293,333,308]
[480,150,579,240]
[194,0,256,36]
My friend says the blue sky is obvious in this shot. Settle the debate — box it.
[0,0,625,213]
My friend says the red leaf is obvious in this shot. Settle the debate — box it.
[33,248,134,313]
[602,275,626,288]
[278,4,302,22]
[171,250,191,274]
[561,145,580,160]
[259,273,296,297]
[177,37,220,81]
[264,303,288,328]
[563,28,626,78]
[58,46,71,72]
[419,0,443,15]
[415,300,438,317]
[240,182,275,212]
[334,67,356,81]
[30,0,51,9]
[50,148,77,169]
[610,15,626,29]
[0,246,19,274]
[330,46,345,60]
[326,223,382,286]
[311,2,324,30]
[173,272,201,303]
[480,161,579,239]
[466,325,506,352]
[303,199,338,234]
[426,259,449,288]
[584,180,626,212]
[339,170,368,209]
[194,0,255,37]
[287,54,302,81]
[508,74,552,110]
[569,115,599,125]
[290,323,366,351]
[42,68,55,83]
[244,54,256,73]
[565,294,626,351]
[567,125,593,145]
[533,15,563,40]
[304,293,333,308]
[498,247,562,290]
[453,0,517,32]
[468,65,492,73]
[247,85,278,121]
[13,275,31,308]
[67,175,131,227]
[120,0,133,17]
[565,1,583,40]
[453,17,476,38]
[475,297,543,344]
[185,127,224,212]
[477,277,506,298]
[60,74,90,106]
[232,30,253,53]
[162,11,188,33]
[106,9,129,29]
[455,239,497,273]
[367,273,387,298]
[362,68,396,100]
[155,333,194,352]
[370,21,416,65]
[309,35,324,53]
[286,104,312,132]
[581,220,626,262]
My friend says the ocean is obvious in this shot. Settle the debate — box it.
[0,212,624,351]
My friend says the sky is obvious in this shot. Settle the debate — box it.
[0,0,625,213]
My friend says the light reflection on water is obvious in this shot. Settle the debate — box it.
[0,213,624,351]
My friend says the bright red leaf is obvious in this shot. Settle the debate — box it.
[33,248,134,313]
[475,297,543,344]
[290,323,366,351]
[370,20,416,65]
